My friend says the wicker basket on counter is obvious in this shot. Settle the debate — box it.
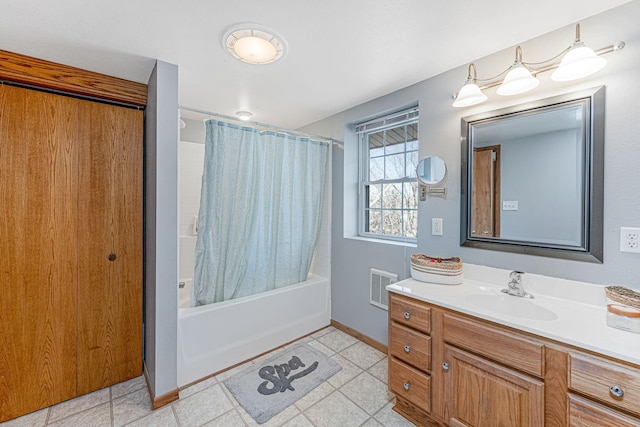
[410,254,463,285]
[605,286,640,310]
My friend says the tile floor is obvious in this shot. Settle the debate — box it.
[1,327,416,427]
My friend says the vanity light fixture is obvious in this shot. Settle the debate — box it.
[452,23,624,108]
[223,24,287,65]
[236,110,253,121]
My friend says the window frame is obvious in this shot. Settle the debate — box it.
[357,108,419,243]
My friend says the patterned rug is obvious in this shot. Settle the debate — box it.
[223,342,342,424]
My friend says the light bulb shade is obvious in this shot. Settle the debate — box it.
[551,46,607,81]
[236,111,252,121]
[497,66,539,96]
[452,82,487,107]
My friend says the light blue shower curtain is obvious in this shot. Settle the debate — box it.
[192,120,329,306]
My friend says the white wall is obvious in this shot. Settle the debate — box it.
[144,60,179,398]
[301,1,640,344]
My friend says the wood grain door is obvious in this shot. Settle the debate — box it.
[472,146,500,238]
[0,85,79,421]
[76,101,143,394]
[443,345,544,427]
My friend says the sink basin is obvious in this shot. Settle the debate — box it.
[465,293,558,321]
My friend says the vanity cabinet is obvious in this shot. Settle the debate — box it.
[388,291,640,427]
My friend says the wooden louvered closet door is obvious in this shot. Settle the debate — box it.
[0,84,79,420]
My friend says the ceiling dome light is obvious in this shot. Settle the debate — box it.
[236,111,253,121]
[497,47,539,96]
[453,64,487,108]
[223,24,286,65]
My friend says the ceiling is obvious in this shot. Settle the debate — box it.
[1,0,631,129]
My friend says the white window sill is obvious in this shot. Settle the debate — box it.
[344,235,417,248]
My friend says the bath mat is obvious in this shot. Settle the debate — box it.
[223,342,342,424]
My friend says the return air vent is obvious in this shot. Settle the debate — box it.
[370,268,397,310]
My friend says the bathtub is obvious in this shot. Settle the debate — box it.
[177,274,331,386]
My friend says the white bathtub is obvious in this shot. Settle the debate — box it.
[177,274,331,386]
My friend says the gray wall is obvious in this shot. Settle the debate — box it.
[144,60,179,398]
[301,1,640,345]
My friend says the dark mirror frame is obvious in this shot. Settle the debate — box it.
[460,86,604,263]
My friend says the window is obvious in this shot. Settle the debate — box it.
[357,108,419,242]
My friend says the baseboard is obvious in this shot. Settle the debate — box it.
[330,319,388,354]
[143,362,180,409]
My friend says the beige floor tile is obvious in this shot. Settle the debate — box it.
[0,408,48,427]
[339,372,392,415]
[173,384,234,426]
[219,382,241,407]
[202,409,247,427]
[112,387,153,426]
[111,375,147,400]
[340,342,386,370]
[48,388,110,423]
[367,357,388,385]
[281,413,314,427]
[361,418,383,427]
[310,326,335,339]
[327,354,363,388]
[294,381,335,411]
[306,340,335,357]
[316,330,359,353]
[373,401,417,427]
[125,406,177,427]
[304,391,368,427]
[215,361,255,382]
[47,402,111,427]
[179,375,218,399]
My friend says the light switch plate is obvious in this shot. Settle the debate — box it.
[503,201,518,211]
[432,218,443,236]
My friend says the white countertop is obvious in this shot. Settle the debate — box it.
[387,264,640,366]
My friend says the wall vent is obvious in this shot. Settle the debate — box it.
[370,268,397,310]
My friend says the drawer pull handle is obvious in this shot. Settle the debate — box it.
[403,383,410,391]
[404,345,411,353]
[442,362,449,371]
[403,312,411,320]
[610,385,624,398]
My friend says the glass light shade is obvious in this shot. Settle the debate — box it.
[452,82,487,107]
[551,46,607,81]
[233,37,277,64]
[497,65,539,96]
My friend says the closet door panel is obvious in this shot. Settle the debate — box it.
[0,85,78,421]
[76,101,143,394]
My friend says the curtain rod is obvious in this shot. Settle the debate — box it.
[178,105,342,146]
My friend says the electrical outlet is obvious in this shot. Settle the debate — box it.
[620,227,640,253]
[432,218,443,236]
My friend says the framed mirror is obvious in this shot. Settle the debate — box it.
[417,156,447,185]
[460,86,604,262]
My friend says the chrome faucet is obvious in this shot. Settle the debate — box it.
[501,271,534,299]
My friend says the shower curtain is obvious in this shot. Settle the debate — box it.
[192,120,329,306]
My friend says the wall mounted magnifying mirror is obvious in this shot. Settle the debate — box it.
[460,86,604,262]
[417,156,447,196]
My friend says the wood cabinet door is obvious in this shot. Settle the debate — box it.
[443,345,544,427]
[76,101,143,394]
[0,85,79,421]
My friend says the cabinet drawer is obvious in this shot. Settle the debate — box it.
[568,394,640,427]
[443,313,545,377]
[569,352,640,417]
[389,323,431,372]
[389,357,431,412]
[390,293,431,334]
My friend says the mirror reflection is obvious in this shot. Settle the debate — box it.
[417,156,446,185]
[460,87,604,262]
